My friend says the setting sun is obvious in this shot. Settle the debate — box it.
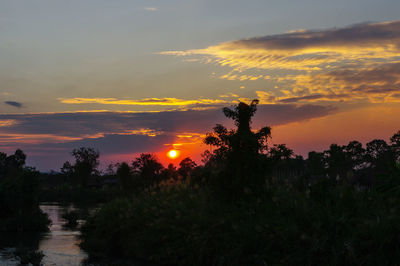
[167,149,179,159]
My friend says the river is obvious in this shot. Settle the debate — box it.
[0,203,88,265]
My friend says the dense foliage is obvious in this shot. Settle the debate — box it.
[0,150,50,232]
[81,177,400,265]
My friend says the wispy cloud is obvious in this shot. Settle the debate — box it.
[0,119,18,127]
[144,7,158,12]
[255,62,400,104]
[162,21,400,104]
[161,21,400,71]
[58,97,228,106]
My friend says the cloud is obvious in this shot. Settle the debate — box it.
[144,7,158,11]
[162,21,400,104]
[58,97,228,107]
[4,101,22,108]
[161,21,400,71]
[0,105,335,137]
[0,119,18,127]
[284,62,400,103]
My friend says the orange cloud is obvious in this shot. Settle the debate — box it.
[122,128,164,137]
[162,21,400,71]
[162,21,400,104]
[0,119,18,127]
[58,97,228,106]
[0,133,82,144]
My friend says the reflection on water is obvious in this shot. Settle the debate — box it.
[0,204,88,265]
[39,204,87,265]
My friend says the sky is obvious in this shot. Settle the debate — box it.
[1,0,400,171]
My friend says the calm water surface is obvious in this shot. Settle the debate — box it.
[0,204,88,265]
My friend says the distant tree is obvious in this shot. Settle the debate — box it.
[366,139,389,161]
[366,139,396,176]
[0,149,26,179]
[390,130,400,161]
[161,163,179,181]
[324,144,351,181]
[178,157,197,180]
[71,147,100,187]
[7,149,26,169]
[307,151,325,177]
[269,144,294,161]
[390,130,400,146]
[344,140,365,169]
[132,154,164,189]
[117,162,133,193]
[104,163,117,176]
[0,152,8,179]
[60,161,74,183]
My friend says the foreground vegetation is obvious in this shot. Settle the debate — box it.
[80,100,400,265]
[0,150,50,232]
[81,178,400,265]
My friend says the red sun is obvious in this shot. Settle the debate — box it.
[167,149,180,159]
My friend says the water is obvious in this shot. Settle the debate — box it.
[0,204,88,265]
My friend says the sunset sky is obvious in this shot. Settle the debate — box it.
[1,0,400,170]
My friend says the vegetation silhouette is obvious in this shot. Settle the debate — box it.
[204,99,271,198]
[0,150,50,233]
[4,101,400,265]
[77,101,400,265]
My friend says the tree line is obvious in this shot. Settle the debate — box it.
[3,99,400,199]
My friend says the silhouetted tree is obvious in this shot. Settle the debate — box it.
[344,140,365,169]
[161,163,179,181]
[204,100,271,197]
[132,153,164,189]
[390,130,400,161]
[365,139,398,179]
[269,144,294,161]
[307,151,325,177]
[71,147,100,187]
[0,151,50,232]
[0,149,26,180]
[178,157,197,180]
[0,152,8,180]
[324,144,351,181]
[117,162,133,193]
[60,161,74,184]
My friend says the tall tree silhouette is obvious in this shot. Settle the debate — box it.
[204,100,271,197]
